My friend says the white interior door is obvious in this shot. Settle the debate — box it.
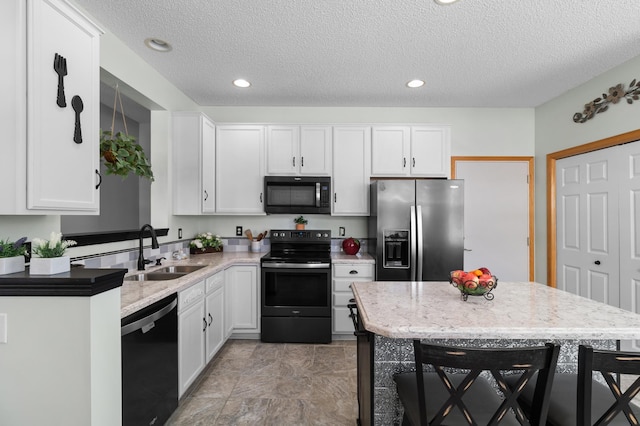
[454,160,531,281]
[617,142,640,350]
[556,149,619,305]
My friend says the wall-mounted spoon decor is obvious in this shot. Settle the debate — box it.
[53,53,67,108]
[72,95,83,144]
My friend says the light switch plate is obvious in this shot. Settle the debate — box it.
[0,313,7,343]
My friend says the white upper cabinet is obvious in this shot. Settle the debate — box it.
[215,125,265,214]
[410,126,451,177]
[371,125,451,178]
[172,112,216,214]
[2,0,102,214]
[371,126,410,176]
[332,126,371,216]
[266,125,332,176]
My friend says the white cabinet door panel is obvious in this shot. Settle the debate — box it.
[332,126,371,216]
[27,0,102,211]
[216,126,265,214]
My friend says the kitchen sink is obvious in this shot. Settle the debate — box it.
[124,272,186,282]
[160,265,205,274]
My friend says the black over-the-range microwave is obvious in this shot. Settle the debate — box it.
[264,176,331,214]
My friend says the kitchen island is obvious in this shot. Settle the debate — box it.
[351,280,640,425]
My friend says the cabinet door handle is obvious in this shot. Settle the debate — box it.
[203,318,207,331]
[95,169,102,189]
[334,193,337,203]
[293,157,295,167]
[208,313,213,326]
[301,157,304,167]
[403,157,406,168]
[349,270,358,274]
[594,260,601,265]
[260,192,263,203]
[412,157,416,167]
[204,190,209,201]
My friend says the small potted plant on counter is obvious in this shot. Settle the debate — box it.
[189,232,223,254]
[294,216,308,230]
[0,237,28,275]
[30,232,77,275]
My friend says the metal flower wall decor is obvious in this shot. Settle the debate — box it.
[573,78,640,123]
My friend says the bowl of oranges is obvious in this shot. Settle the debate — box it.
[450,267,498,301]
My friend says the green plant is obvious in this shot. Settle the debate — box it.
[0,237,27,258]
[189,232,223,251]
[100,130,154,181]
[32,232,76,258]
[294,216,308,225]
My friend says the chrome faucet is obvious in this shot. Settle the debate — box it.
[138,224,159,271]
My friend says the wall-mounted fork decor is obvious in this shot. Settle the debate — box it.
[53,53,67,108]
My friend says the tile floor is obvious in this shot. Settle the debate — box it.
[167,339,358,426]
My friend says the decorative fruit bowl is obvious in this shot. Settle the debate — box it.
[450,268,498,301]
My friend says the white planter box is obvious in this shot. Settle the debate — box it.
[0,256,26,275]
[30,256,70,275]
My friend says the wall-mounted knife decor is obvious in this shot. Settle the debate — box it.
[53,53,67,108]
[71,95,83,144]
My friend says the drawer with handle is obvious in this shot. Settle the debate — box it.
[333,264,374,278]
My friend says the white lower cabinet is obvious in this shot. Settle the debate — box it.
[178,280,206,398]
[205,271,225,363]
[178,270,226,398]
[332,263,374,334]
[225,265,260,333]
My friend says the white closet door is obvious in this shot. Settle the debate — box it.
[556,150,620,305]
[618,142,640,316]
[454,160,530,281]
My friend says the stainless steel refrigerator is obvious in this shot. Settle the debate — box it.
[369,180,464,281]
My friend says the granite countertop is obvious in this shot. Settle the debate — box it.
[121,252,262,317]
[351,280,640,340]
[121,251,374,318]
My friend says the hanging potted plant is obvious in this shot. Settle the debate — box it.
[0,237,28,275]
[30,232,77,275]
[294,215,308,230]
[99,84,154,181]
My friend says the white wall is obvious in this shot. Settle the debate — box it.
[534,54,640,282]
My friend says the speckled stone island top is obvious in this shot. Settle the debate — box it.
[351,281,640,340]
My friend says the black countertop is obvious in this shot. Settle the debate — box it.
[0,267,127,297]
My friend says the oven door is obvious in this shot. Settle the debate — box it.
[261,262,331,317]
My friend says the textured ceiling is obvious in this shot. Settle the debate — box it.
[70,0,640,108]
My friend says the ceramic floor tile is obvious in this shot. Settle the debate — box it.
[192,373,239,399]
[177,339,359,425]
[214,398,271,425]
[166,396,226,425]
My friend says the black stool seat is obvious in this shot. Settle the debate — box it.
[506,345,640,426]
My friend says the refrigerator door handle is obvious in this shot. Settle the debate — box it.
[410,205,417,281]
[416,205,424,280]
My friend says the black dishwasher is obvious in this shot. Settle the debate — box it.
[121,293,178,426]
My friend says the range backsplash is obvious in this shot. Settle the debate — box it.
[69,238,368,271]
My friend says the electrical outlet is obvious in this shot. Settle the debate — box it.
[178,228,183,239]
[236,226,243,236]
[24,242,32,263]
[339,227,345,237]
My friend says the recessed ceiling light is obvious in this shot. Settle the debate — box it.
[406,79,425,88]
[144,38,172,52]
[434,0,460,4]
[233,79,251,88]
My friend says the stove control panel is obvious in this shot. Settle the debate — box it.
[269,229,331,243]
